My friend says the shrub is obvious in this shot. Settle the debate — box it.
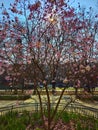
[0,95,30,100]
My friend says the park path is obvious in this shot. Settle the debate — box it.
[0,96,98,118]
[0,100,24,107]
[75,99,98,109]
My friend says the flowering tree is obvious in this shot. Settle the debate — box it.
[0,0,98,129]
[64,7,98,96]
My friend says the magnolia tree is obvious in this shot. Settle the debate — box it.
[64,7,98,96]
[55,7,98,93]
[0,0,98,129]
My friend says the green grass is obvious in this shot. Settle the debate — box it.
[0,110,97,130]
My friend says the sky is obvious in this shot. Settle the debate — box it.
[71,0,98,12]
[0,0,97,10]
[0,0,98,12]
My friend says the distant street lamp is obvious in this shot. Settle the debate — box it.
[85,65,91,71]
[46,5,60,29]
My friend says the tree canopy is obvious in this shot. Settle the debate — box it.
[0,0,98,88]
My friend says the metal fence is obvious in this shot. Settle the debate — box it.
[0,102,98,119]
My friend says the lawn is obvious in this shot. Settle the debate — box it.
[0,110,97,130]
